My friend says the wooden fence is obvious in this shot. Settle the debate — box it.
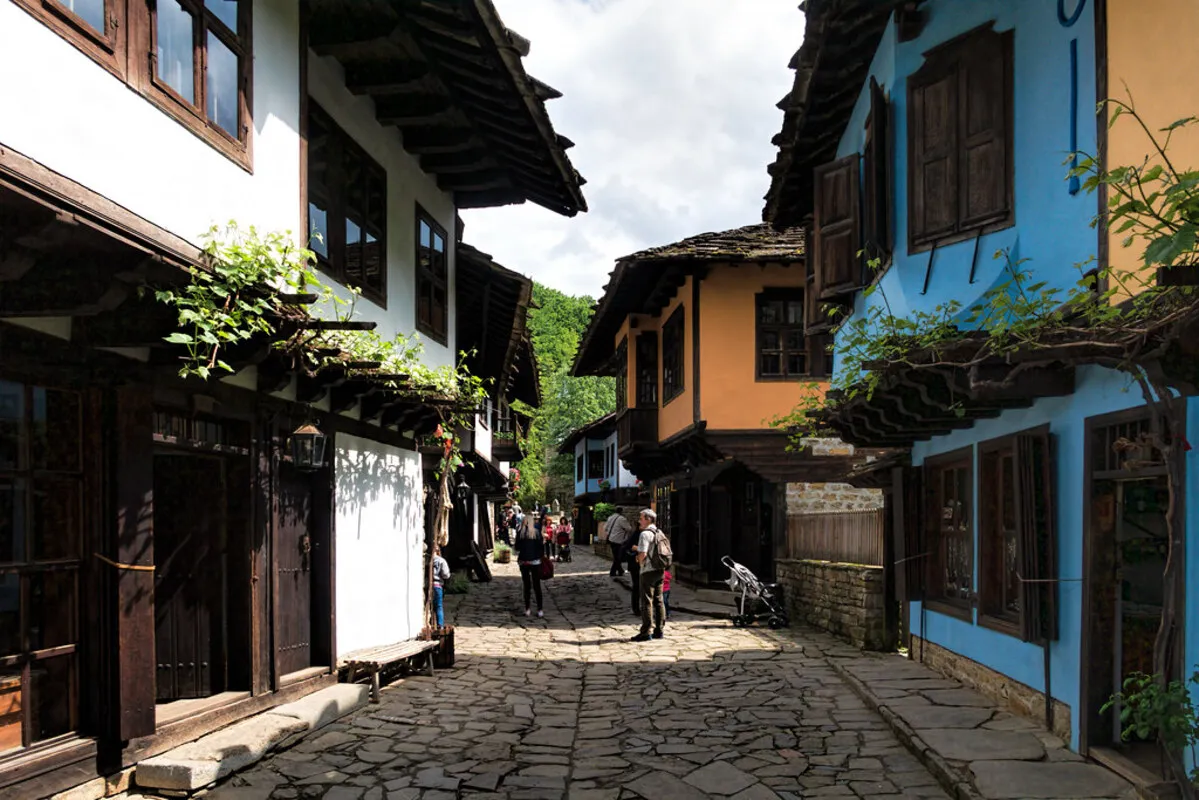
[783,509,885,566]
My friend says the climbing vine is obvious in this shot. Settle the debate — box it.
[776,101,1199,792]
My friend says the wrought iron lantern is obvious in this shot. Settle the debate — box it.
[455,474,470,502]
[289,422,328,471]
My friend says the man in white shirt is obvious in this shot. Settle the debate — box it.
[630,509,667,641]
[604,507,633,579]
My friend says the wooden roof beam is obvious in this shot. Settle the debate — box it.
[344,61,430,95]
[375,95,456,126]
[400,127,477,154]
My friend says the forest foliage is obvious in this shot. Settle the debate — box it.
[513,282,615,509]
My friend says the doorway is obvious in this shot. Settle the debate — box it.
[154,454,228,702]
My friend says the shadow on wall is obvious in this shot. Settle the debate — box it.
[334,436,422,532]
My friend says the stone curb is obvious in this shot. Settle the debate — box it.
[828,658,985,800]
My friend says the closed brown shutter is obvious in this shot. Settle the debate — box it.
[1016,431,1058,642]
[909,68,958,247]
[958,30,1013,229]
[863,77,891,264]
[904,466,926,600]
[811,155,861,299]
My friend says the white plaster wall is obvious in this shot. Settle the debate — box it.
[307,53,457,365]
[602,430,637,488]
[334,433,424,655]
[473,413,493,463]
[0,0,302,239]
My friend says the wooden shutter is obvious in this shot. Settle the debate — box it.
[1015,430,1058,642]
[958,30,1012,230]
[909,66,958,248]
[863,77,891,263]
[904,466,926,601]
[811,155,861,299]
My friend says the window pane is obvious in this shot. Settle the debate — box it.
[1001,454,1015,530]
[28,570,75,652]
[760,354,781,376]
[32,479,80,561]
[0,575,19,657]
[31,389,80,472]
[206,31,240,137]
[432,232,445,254]
[785,330,804,352]
[0,479,25,564]
[308,203,328,258]
[787,354,806,375]
[31,655,74,743]
[1004,528,1020,616]
[205,0,238,31]
[157,1,196,105]
[419,220,431,249]
[64,0,106,33]
[0,381,23,471]
[759,300,782,324]
[761,330,780,350]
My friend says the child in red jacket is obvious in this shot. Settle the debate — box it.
[662,568,672,620]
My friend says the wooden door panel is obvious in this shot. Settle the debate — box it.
[275,467,313,677]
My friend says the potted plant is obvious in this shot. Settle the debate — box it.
[493,542,512,564]
[598,479,612,492]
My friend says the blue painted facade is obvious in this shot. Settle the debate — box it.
[825,0,1195,752]
[571,430,638,499]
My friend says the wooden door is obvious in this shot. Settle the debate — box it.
[708,486,732,581]
[275,466,314,678]
[154,455,226,701]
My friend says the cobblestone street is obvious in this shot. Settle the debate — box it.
[204,551,950,800]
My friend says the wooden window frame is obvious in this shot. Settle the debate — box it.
[907,24,1014,254]
[614,337,628,411]
[587,449,605,481]
[132,0,254,171]
[635,331,658,409]
[661,306,685,405]
[575,453,584,483]
[0,381,85,755]
[755,288,807,381]
[12,0,127,79]
[978,434,1021,636]
[415,206,449,345]
[307,103,389,307]
[923,447,974,621]
[863,76,892,268]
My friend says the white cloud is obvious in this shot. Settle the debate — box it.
[459,0,804,299]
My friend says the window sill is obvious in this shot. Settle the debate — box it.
[140,87,253,174]
[924,598,973,624]
[415,321,448,347]
[978,613,1022,638]
[909,218,1015,257]
[0,734,97,791]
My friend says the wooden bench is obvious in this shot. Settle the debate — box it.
[339,640,438,703]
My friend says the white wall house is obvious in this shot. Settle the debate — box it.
[0,1,582,794]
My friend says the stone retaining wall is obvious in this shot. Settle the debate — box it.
[786,482,885,514]
[777,558,886,650]
[911,635,1072,743]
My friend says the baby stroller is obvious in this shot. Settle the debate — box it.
[722,555,789,629]
[556,529,572,562]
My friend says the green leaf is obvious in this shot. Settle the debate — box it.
[164,332,195,345]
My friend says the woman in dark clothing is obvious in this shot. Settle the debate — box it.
[515,514,544,617]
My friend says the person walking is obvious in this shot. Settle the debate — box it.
[431,546,451,627]
[605,507,632,578]
[631,509,669,642]
[542,508,556,560]
[514,513,544,618]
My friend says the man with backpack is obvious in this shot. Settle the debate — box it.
[630,508,671,642]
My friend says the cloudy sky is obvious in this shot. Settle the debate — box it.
[459,0,805,299]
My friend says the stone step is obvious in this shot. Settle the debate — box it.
[135,683,368,792]
[692,587,734,606]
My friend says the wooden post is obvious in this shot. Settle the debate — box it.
[111,386,156,741]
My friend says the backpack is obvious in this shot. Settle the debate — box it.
[648,527,672,571]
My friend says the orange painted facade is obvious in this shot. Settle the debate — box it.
[1105,0,1199,296]
[612,263,827,441]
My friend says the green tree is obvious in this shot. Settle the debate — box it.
[513,283,615,509]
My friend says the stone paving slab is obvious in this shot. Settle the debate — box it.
[833,655,1135,800]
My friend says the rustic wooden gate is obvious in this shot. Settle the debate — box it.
[275,465,314,678]
[154,454,226,701]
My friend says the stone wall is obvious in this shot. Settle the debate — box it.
[777,559,887,650]
[911,635,1072,743]
[786,482,884,515]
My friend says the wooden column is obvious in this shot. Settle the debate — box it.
[110,386,156,741]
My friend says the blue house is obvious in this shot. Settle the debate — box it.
[559,412,641,543]
[764,0,1199,775]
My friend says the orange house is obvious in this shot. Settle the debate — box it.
[573,224,860,583]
